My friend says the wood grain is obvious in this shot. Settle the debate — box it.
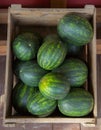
[97,55,101,118]
[25,123,52,130]
[0,40,7,55]
[97,39,101,54]
[53,123,80,130]
[96,8,101,23]
[81,124,101,130]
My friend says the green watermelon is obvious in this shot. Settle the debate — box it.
[43,34,59,42]
[12,81,38,114]
[33,32,42,43]
[53,58,88,87]
[12,32,40,61]
[19,60,48,87]
[39,72,70,100]
[66,43,83,56]
[58,88,94,117]
[27,91,57,117]
[57,13,93,46]
[13,59,25,77]
[37,37,67,70]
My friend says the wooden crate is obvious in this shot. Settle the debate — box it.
[3,5,97,127]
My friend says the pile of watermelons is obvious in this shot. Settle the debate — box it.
[12,13,94,117]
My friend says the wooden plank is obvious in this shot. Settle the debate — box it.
[97,39,101,54]
[53,123,80,130]
[2,6,101,23]
[0,24,7,40]
[97,118,101,126]
[0,7,101,24]
[81,125,101,130]
[0,9,8,24]
[96,55,101,127]
[0,56,22,130]
[0,8,101,23]
[25,123,52,130]
[96,8,101,23]
[0,40,7,55]
[76,55,101,130]
[50,0,67,8]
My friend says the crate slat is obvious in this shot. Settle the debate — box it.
[96,8,101,23]
[0,40,7,55]
[0,9,8,24]
[97,39,101,54]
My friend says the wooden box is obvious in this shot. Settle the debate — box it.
[4,5,97,127]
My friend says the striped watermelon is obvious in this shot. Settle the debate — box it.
[34,32,42,43]
[37,37,67,70]
[66,42,83,57]
[58,88,94,117]
[43,34,59,42]
[12,32,40,61]
[53,58,88,87]
[19,60,48,87]
[27,91,57,117]
[13,59,25,78]
[39,72,70,100]
[57,13,93,46]
[12,81,38,114]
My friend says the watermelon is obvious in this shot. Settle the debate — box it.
[37,37,67,70]
[39,72,70,100]
[58,88,94,117]
[34,32,42,43]
[27,91,57,117]
[43,34,59,42]
[66,43,83,56]
[12,32,40,61]
[12,81,38,114]
[53,58,88,87]
[19,60,48,87]
[13,59,25,78]
[44,34,82,56]
[57,13,93,46]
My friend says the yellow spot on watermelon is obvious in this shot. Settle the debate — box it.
[57,44,61,48]
[20,70,22,73]
[29,44,31,47]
